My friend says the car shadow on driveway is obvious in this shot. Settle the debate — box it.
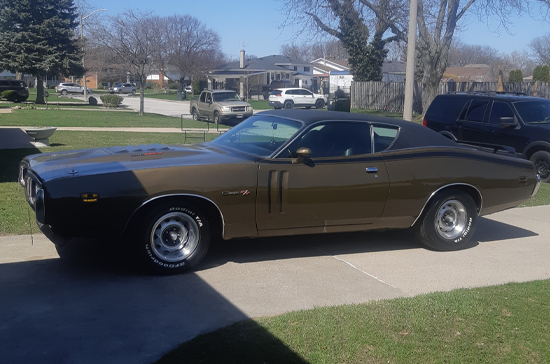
[199,216,538,270]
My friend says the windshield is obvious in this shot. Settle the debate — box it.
[213,92,241,102]
[514,99,550,124]
[211,115,302,157]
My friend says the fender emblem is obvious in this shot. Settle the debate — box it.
[222,190,250,196]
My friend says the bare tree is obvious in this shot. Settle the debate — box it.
[280,0,540,112]
[529,33,550,66]
[280,43,311,61]
[91,10,157,116]
[159,15,224,88]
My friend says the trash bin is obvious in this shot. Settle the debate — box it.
[327,97,351,112]
[177,90,187,101]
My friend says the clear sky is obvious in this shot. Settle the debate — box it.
[84,0,549,59]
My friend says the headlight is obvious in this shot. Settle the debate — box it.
[246,106,252,112]
[221,106,231,112]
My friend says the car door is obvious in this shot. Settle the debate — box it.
[480,101,527,152]
[299,89,315,107]
[285,89,299,105]
[256,121,390,231]
[455,99,491,143]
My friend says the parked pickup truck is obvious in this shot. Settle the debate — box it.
[190,90,253,124]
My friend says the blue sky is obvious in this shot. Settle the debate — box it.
[85,0,548,59]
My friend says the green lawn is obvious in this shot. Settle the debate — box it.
[157,279,550,364]
[0,109,220,129]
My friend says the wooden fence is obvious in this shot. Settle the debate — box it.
[351,81,550,114]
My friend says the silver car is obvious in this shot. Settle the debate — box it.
[56,82,92,95]
[109,83,136,94]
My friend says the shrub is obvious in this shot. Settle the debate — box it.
[145,81,153,89]
[192,79,200,95]
[100,95,123,108]
[168,83,178,90]
[1,90,21,102]
[47,84,56,89]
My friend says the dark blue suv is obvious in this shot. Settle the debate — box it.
[424,92,550,182]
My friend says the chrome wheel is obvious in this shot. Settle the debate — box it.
[535,159,550,179]
[149,212,200,263]
[434,199,467,240]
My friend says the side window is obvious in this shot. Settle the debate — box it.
[489,102,514,125]
[373,126,399,152]
[300,89,313,96]
[285,122,372,158]
[461,99,489,122]
[205,93,212,102]
[199,92,206,102]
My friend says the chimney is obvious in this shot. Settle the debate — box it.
[240,49,245,69]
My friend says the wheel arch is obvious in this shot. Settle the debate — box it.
[438,130,457,141]
[411,183,483,227]
[121,194,225,240]
[523,141,550,160]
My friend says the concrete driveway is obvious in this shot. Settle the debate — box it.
[1,205,549,364]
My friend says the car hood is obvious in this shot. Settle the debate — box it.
[216,101,251,107]
[25,143,258,182]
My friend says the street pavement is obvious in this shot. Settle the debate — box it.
[0,205,549,364]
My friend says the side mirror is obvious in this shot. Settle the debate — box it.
[500,117,518,128]
[292,147,312,164]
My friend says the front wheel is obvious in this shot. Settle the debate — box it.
[415,189,477,251]
[61,90,68,95]
[132,204,211,274]
[530,150,550,183]
[191,108,199,121]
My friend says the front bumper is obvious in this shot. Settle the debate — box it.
[532,174,542,197]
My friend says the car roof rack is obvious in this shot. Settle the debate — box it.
[446,91,527,96]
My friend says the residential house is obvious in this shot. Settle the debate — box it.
[443,64,493,82]
[208,51,317,98]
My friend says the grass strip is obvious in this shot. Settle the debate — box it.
[157,279,550,364]
[0,109,219,128]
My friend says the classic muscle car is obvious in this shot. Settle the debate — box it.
[20,110,541,274]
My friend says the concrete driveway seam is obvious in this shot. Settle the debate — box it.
[316,246,397,288]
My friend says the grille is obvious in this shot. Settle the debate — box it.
[232,106,246,112]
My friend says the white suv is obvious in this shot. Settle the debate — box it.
[268,88,326,109]
[56,82,92,95]
[109,83,136,94]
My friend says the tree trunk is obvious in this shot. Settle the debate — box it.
[35,75,45,104]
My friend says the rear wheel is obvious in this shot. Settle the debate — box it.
[530,150,550,183]
[415,189,477,251]
[315,99,325,109]
[284,101,293,109]
[131,203,211,274]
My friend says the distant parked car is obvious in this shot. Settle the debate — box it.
[184,86,192,93]
[56,82,92,95]
[109,83,136,94]
[269,88,326,110]
[0,79,29,102]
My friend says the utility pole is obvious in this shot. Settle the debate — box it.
[403,0,418,122]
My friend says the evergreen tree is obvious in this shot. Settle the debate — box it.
[0,0,83,104]
[533,65,550,83]
[508,70,523,83]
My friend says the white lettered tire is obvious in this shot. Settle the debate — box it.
[134,203,210,274]
[415,189,477,251]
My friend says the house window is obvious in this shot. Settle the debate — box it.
[276,74,280,80]
[304,67,310,72]
[293,66,297,71]
[304,80,308,85]
[286,74,289,79]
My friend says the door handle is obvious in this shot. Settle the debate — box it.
[366,167,378,173]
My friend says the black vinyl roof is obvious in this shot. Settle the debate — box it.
[259,109,460,150]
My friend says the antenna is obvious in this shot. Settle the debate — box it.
[239,41,249,50]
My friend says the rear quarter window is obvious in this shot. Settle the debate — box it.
[425,95,470,124]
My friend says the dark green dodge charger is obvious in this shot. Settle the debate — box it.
[20,110,540,274]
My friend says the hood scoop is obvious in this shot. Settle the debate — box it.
[109,144,173,154]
